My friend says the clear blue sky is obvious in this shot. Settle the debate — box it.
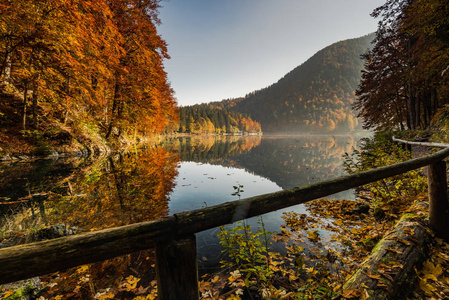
[157,0,385,106]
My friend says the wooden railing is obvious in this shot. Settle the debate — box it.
[1,145,449,299]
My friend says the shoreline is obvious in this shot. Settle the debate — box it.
[0,131,370,163]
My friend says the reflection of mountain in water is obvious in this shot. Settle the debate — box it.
[162,135,262,161]
[163,135,356,190]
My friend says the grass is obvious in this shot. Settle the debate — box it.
[0,206,46,245]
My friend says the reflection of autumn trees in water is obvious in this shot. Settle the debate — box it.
[47,146,179,229]
[1,136,358,297]
[0,157,86,207]
[40,147,179,298]
[162,135,262,161]
[165,135,356,190]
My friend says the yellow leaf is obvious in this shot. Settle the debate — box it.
[289,274,299,281]
[76,265,89,274]
[333,284,342,292]
[397,239,411,245]
[307,230,320,241]
[419,279,436,295]
[270,265,280,272]
[98,292,115,299]
[120,275,141,292]
[424,274,438,282]
[334,219,343,226]
[390,261,404,269]
[366,274,381,280]
[385,248,402,254]
[340,289,361,298]
[3,290,15,298]
[423,261,443,278]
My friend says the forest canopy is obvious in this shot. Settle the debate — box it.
[0,0,177,151]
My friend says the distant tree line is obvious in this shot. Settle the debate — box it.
[355,0,449,130]
[178,104,261,134]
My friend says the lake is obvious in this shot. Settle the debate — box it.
[0,134,362,290]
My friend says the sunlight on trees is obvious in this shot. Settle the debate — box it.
[0,0,177,140]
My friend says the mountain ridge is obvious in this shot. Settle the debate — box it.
[187,33,375,133]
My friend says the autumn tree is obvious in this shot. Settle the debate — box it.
[0,0,177,143]
[355,0,449,130]
[104,0,177,138]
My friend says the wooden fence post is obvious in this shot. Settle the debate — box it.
[428,160,449,241]
[156,235,199,300]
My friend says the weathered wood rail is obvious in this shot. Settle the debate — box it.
[1,144,449,299]
[392,136,449,148]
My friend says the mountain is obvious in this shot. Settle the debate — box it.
[213,34,375,133]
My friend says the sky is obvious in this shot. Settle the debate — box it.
[157,0,385,106]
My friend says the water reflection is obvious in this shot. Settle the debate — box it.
[164,135,356,195]
[46,147,179,229]
[169,162,281,213]
[162,134,262,162]
[161,135,358,272]
[0,157,84,206]
[0,134,360,297]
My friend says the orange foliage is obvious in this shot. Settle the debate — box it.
[0,0,177,140]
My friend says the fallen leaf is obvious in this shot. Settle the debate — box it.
[366,274,382,280]
[385,248,403,254]
[419,279,436,295]
[340,289,362,298]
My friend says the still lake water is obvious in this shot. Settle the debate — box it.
[0,134,361,276]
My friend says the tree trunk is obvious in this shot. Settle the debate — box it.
[432,88,438,113]
[343,216,432,299]
[2,42,12,84]
[106,82,120,138]
[63,76,71,124]
[3,53,11,84]
[32,88,38,128]
[23,85,28,130]
[32,75,40,128]
[404,90,412,130]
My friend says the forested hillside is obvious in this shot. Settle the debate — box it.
[222,34,374,133]
[178,104,261,134]
[0,0,177,155]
